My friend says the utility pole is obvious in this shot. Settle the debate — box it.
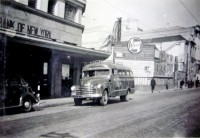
[103,17,122,63]
[116,17,122,42]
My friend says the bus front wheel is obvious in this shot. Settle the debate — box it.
[100,90,108,106]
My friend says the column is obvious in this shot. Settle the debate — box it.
[36,0,48,12]
[0,34,7,98]
[48,50,62,98]
[73,57,81,85]
[15,0,28,5]
[74,7,82,24]
[54,0,65,18]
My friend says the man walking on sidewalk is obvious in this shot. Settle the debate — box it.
[195,77,199,87]
[150,77,156,93]
[165,79,169,90]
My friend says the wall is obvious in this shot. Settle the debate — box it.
[0,4,83,46]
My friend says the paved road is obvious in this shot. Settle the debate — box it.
[0,88,200,138]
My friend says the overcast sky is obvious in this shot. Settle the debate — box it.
[82,0,200,48]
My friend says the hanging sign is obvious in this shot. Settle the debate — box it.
[127,37,143,54]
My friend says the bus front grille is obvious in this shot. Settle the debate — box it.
[75,85,96,95]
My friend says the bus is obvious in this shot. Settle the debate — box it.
[71,61,135,106]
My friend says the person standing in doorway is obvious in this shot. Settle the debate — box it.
[180,79,184,90]
[150,77,156,93]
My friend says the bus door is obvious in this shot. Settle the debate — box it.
[120,70,128,95]
[111,69,120,97]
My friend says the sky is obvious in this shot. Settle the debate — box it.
[81,0,200,49]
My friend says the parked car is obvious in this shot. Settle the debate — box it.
[0,76,40,112]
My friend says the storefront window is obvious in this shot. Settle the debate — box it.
[43,62,48,75]
[65,3,77,21]
[62,64,70,80]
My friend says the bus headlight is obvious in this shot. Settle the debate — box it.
[94,84,102,89]
[71,86,76,91]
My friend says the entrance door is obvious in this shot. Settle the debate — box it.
[61,64,72,97]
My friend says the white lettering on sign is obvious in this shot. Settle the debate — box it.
[127,38,143,54]
[0,17,51,39]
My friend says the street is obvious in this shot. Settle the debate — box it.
[1,88,200,138]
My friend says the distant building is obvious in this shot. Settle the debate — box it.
[100,26,200,92]
[113,41,174,92]
[113,26,200,90]
[0,0,109,98]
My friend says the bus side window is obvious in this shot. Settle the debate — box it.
[112,69,118,76]
[126,70,130,76]
[130,71,133,76]
[118,70,122,76]
[122,70,125,76]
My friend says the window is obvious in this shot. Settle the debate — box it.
[28,0,37,8]
[48,0,56,14]
[62,64,70,80]
[112,69,118,76]
[83,69,109,77]
[65,3,77,21]
[43,62,48,75]
[118,70,125,76]
[126,70,130,76]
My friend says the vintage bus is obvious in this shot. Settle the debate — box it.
[71,61,135,106]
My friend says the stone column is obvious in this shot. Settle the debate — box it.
[48,50,62,98]
[54,0,65,18]
[0,34,7,99]
[15,0,28,5]
[73,57,81,85]
[36,0,48,12]
[74,7,82,24]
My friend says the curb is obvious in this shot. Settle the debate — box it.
[38,87,200,108]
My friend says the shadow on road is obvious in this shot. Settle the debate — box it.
[76,97,134,107]
[0,107,41,116]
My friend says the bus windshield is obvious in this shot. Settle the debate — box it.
[83,69,110,77]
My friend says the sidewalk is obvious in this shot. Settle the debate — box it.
[38,87,198,108]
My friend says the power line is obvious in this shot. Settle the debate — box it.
[178,0,199,24]
[101,0,151,29]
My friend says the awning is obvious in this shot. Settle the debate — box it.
[0,29,109,58]
[142,35,186,43]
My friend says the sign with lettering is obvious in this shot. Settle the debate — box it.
[116,59,154,77]
[0,17,51,39]
[127,37,143,54]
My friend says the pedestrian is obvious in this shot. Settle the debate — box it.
[195,77,199,87]
[150,77,156,93]
[165,79,169,90]
[180,79,184,90]
[191,80,194,87]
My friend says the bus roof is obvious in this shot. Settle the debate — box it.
[83,61,131,71]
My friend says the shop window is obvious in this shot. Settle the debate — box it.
[28,0,37,8]
[43,62,48,75]
[48,0,56,14]
[62,64,70,80]
[65,3,77,21]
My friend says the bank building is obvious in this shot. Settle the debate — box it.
[0,0,109,98]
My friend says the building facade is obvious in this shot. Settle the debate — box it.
[113,41,174,92]
[0,0,109,98]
